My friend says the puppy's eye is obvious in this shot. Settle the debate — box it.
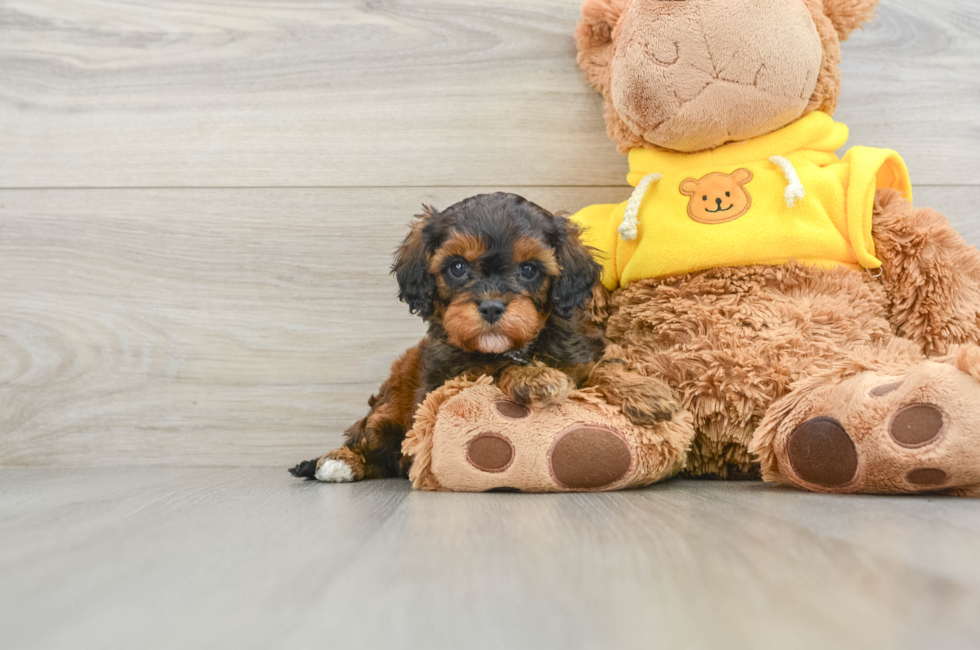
[520,263,537,280]
[702,196,708,201]
[725,191,731,197]
[448,261,469,278]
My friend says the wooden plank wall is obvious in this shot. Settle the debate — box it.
[1,0,978,467]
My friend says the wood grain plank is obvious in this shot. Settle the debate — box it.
[2,468,979,650]
[913,186,980,242]
[1,0,978,188]
[0,186,634,467]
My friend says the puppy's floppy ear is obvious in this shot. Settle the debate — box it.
[392,205,438,318]
[821,0,880,40]
[575,0,632,95]
[550,214,602,319]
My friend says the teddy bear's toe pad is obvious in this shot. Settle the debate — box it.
[890,404,945,447]
[787,417,858,488]
[906,468,948,486]
[494,400,530,420]
[466,433,515,473]
[549,427,632,490]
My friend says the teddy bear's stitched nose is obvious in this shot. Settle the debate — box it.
[716,197,723,206]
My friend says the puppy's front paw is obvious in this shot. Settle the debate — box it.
[499,365,573,408]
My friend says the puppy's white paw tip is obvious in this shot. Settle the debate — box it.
[315,459,355,483]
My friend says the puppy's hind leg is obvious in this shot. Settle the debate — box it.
[289,416,370,482]
[290,343,424,482]
[290,446,367,483]
[290,414,411,482]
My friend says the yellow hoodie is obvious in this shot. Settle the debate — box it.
[572,112,913,291]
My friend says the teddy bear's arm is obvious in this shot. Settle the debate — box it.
[872,188,980,356]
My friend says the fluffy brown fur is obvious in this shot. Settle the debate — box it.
[871,189,980,356]
[604,256,894,476]
[290,192,675,482]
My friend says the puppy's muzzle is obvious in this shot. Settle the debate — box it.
[478,300,506,324]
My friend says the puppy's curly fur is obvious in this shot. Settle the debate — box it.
[290,192,674,482]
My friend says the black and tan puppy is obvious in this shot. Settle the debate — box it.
[290,193,674,483]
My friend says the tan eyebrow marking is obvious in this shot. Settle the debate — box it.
[513,236,560,276]
[429,232,486,274]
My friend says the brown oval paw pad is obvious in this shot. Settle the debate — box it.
[787,417,858,488]
[549,427,631,490]
[890,404,945,448]
[907,468,948,486]
[467,433,515,473]
[495,400,530,420]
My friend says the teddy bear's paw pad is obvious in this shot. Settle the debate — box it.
[869,379,904,397]
[906,468,949,487]
[494,400,531,420]
[549,426,633,490]
[889,404,945,448]
[787,417,858,489]
[466,432,515,473]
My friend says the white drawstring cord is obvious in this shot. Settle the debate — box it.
[769,156,805,208]
[619,173,662,241]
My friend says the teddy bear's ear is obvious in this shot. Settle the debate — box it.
[679,179,698,197]
[575,0,633,94]
[821,0,881,40]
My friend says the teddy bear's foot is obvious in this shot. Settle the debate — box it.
[755,350,980,495]
[402,378,695,492]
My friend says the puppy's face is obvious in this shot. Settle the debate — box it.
[393,193,601,355]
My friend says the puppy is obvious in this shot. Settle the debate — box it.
[290,192,674,483]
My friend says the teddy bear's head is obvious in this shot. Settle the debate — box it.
[576,0,880,153]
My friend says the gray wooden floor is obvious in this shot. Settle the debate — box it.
[2,467,979,650]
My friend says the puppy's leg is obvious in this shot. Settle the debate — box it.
[584,360,678,426]
[290,344,424,482]
[497,362,574,408]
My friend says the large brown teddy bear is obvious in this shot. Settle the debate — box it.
[403,0,980,496]
[568,0,980,495]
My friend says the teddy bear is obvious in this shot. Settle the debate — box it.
[401,0,980,496]
[569,0,980,495]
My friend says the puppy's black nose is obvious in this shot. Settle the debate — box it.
[715,197,723,206]
[478,300,506,324]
